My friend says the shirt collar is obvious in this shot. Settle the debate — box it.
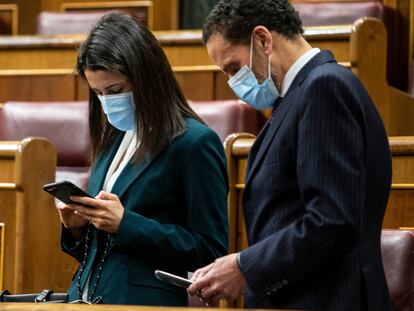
[281,48,320,97]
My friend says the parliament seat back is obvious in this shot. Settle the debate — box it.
[189,100,266,141]
[36,11,104,35]
[381,229,414,310]
[0,100,265,189]
[0,102,90,190]
[37,1,153,34]
[293,1,383,26]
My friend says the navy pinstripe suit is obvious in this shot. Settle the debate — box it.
[239,51,392,310]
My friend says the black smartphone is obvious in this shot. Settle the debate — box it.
[154,270,193,289]
[43,180,93,205]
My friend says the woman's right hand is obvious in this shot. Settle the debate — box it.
[56,202,88,238]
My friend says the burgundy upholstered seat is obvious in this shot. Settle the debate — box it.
[0,100,264,189]
[293,1,383,26]
[381,229,414,311]
[190,100,266,141]
[0,102,90,189]
[36,11,105,35]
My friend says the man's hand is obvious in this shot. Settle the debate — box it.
[188,253,247,306]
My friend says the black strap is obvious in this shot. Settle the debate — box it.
[35,289,54,303]
[0,290,11,302]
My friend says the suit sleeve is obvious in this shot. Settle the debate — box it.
[239,72,365,292]
[112,129,229,272]
[61,225,88,263]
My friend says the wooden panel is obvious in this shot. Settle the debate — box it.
[60,1,154,29]
[214,72,236,100]
[389,136,414,184]
[384,187,414,228]
[0,4,18,35]
[0,67,223,102]
[0,188,17,292]
[0,138,78,293]
[152,0,178,30]
[174,68,214,101]
[0,70,76,102]
[0,223,4,289]
[0,25,351,69]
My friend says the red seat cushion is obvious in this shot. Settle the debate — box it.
[293,2,384,26]
[36,11,105,35]
[190,100,266,141]
[0,101,90,167]
[381,229,414,310]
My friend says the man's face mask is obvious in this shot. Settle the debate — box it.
[227,36,279,110]
[98,92,135,131]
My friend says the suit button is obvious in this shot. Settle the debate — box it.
[282,279,288,285]
[271,284,278,292]
[277,282,283,289]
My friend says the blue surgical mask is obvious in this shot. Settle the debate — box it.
[98,91,135,131]
[228,36,279,109]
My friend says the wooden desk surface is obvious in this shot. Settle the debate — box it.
[0,303,292,311]
[0,26,352,49]
[0,25,352,70]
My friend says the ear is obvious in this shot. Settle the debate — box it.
[252,26,273,55]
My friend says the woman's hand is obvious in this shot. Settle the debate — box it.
[68,191,125,233]
[56,202,89,240]
[56,202,89,229]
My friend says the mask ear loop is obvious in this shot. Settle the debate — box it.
[268,54,271,80]
[249,35,254,69]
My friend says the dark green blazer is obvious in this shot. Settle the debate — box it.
[61,118,229,305]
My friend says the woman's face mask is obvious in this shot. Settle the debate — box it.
[98,92,135,131]
[227,36,279,110]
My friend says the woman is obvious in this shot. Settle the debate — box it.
[56,13,229,305]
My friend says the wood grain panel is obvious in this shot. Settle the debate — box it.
[0,72,75,102]
[384,188,414,228]
[0,139,78,293]
[175,70,214,101]
[0,188,17,292]
[0,223,5,289]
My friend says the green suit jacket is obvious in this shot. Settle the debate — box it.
[62,118,229,305]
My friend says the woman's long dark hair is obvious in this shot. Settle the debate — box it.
[77,13,204,163]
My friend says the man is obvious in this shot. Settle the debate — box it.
[187,0,392,310]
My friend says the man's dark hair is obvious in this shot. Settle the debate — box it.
[202,0,303,44]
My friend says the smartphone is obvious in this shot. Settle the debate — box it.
[154,270,193,289]
[43,180,93,205]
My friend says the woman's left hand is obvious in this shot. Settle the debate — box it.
[69,191,125,233]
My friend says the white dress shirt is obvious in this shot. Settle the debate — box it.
[281,48,321,97]
[82,129,138,301]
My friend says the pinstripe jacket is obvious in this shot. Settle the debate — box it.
[239,51,392,310]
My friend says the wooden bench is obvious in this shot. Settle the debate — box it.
[0,137,77,293]
[0,18,414,135]
[224,134,414,252]
[0,66,234,102]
